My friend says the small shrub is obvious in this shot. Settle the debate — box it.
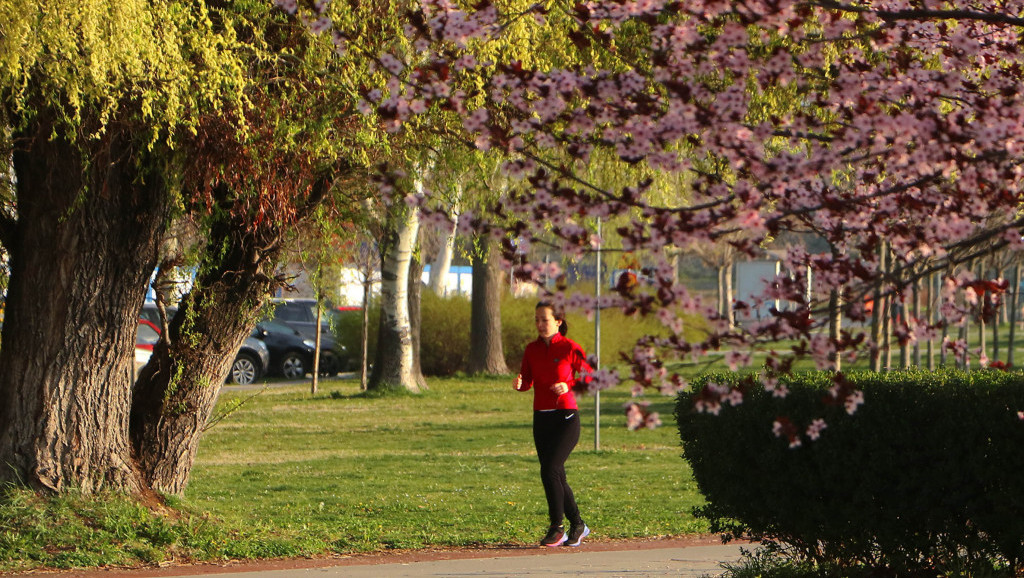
[419,290,472,375]
[333,303,377,371]
[677,369,1024,576]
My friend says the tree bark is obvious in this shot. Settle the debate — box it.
[467,236,509,375]
[368,205,421,392]
[828,287,842,371]
[360,270,371,391]
[0,118,168,493]
[1009,264,1020,368]
[870,244,886,372]
[408,250,427,390]
[129,207,282,495]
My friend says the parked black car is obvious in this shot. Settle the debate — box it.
[253,320,316,379]
[269,298,350,374]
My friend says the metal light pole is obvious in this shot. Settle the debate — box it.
[594,219,601,451]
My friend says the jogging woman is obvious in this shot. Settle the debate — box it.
[513,301,592,547]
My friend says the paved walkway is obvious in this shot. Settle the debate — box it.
[194,544,746,577]
[28,541,747,578]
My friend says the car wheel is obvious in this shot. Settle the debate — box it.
[318,351,340,376]
[229,353,260,386]
[280,352,306,379]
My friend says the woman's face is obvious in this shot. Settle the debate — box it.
[535,307,561,340]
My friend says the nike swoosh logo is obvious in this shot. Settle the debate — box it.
[565,413,575,420]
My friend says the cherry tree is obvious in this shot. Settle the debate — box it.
[282,0,1024,441]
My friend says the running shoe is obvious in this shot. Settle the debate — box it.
[566,522,590,547]
[540,524,567,547]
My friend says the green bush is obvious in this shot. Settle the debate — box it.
[677,369,1024,575]
[332,303,377,372]
[419,290,472,375]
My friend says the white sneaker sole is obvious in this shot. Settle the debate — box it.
[567,525,590,547]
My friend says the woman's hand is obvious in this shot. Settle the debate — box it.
[551,382,569,396]
[513,374,524,391]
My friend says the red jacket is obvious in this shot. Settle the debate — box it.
[518,333,593,410]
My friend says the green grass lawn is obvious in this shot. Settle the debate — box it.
[184,375,706,553]
[0,374,705,571]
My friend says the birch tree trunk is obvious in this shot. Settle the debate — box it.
[368,204,421,392]
[828,288,842,371]
[429,188,460,296]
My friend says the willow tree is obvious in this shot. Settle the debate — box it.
[0,0,218,493]
[0,0,386,495]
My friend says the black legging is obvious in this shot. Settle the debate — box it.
[533,409,582,527]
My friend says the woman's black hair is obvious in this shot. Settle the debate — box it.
[536,301,569,336]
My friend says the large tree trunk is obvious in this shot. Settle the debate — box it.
[467,237,509,375]
[0,118,168,493]
[369,205,421,392]
[130,207,282,495]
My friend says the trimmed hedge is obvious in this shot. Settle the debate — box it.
[677,370,1024,574]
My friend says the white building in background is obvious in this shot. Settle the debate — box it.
[421,264,473,298]
[333,264,473,307]
[734,260,782,323]
[334,266,380,306]
[734,259,811,323]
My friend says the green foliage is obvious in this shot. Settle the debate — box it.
[677,369,1024,576]
[418,290,472,375]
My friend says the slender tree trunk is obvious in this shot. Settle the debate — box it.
[717,265,727,324]
[900,292,910,370]
[882,291,892,371]
[992,295,1000,364]
[940,276,950,368]
[724,260,734,329]
[913,279,921,367]
[311,299,322,395]
[408,251,427,390]
[360,272,371,391]
[828,288,842,371]
[0,119,168,493]
[467,236,510,374]
[870,244,886,372]
[1010,264,1020,368]
[369,205,421,392]
[881,245,894,371]
[994,266,1005,361]
[928,272,936,370]
[977,262,986,365]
